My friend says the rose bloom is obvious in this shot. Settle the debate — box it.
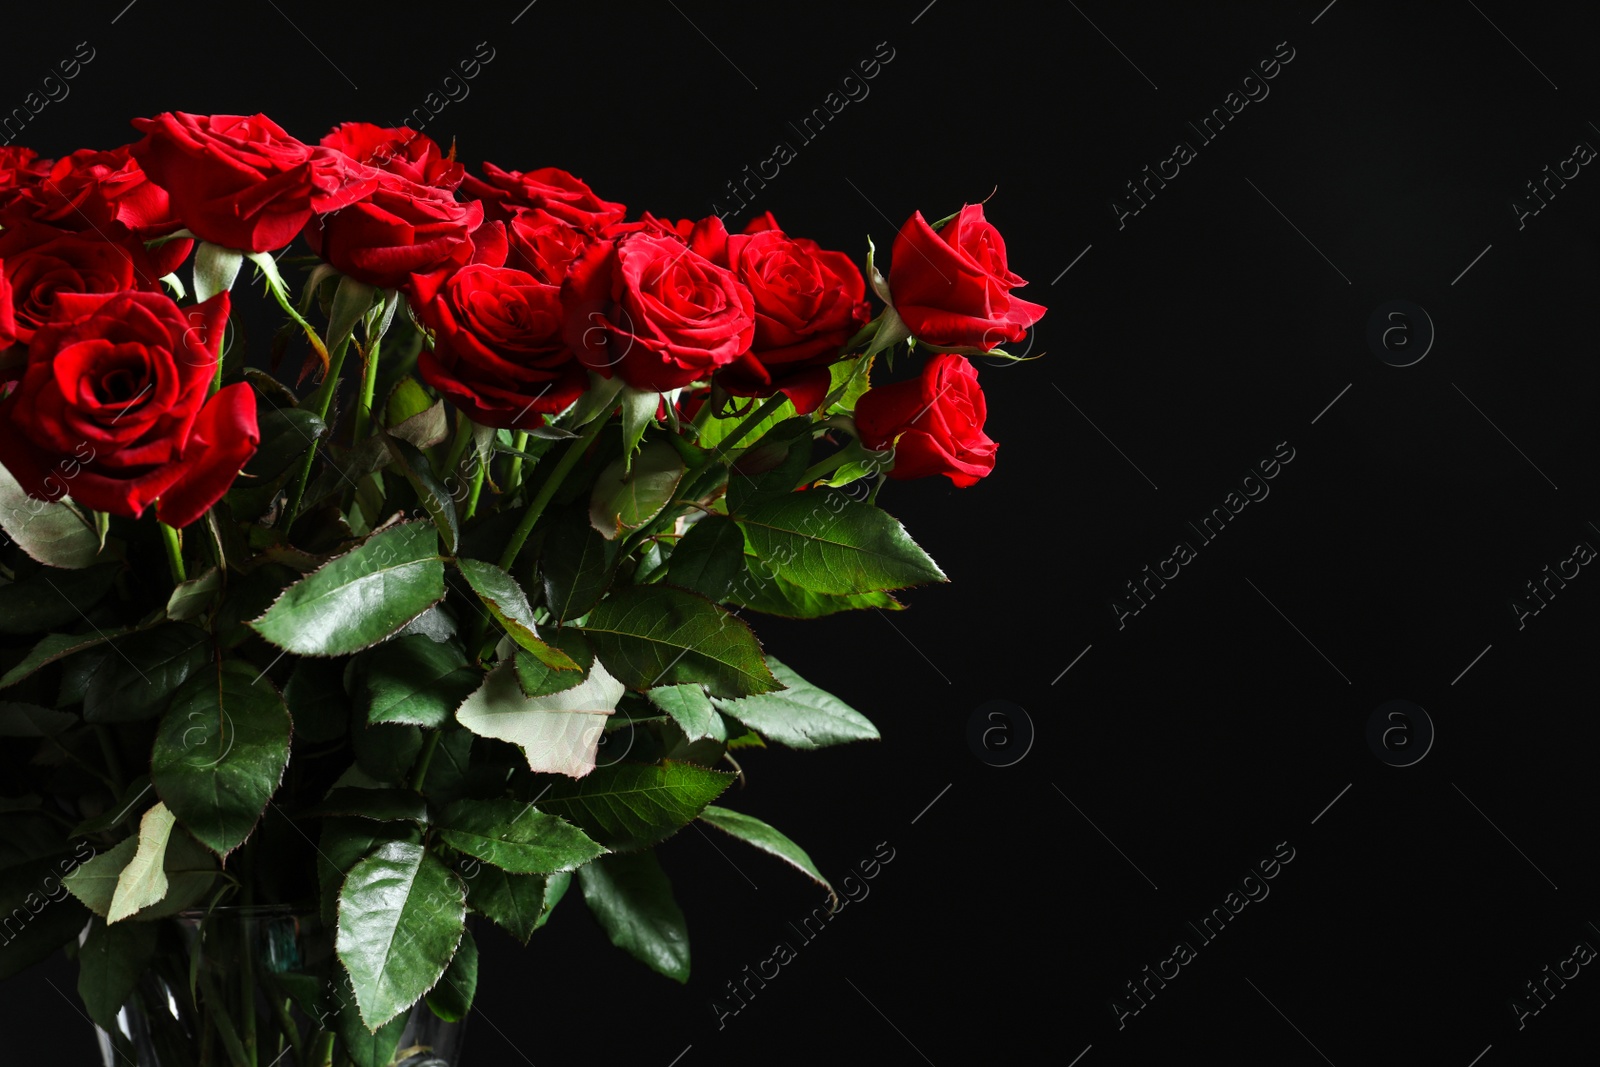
[0,220,161,346]
[690,215,867,414]
[506,207,591,284]
[0,147,53,210]
[463,162,625,230]
[889,203,1045,350]
[411,264,585,430]
[561,231,755,393]
[2,146,193,278]
[0,290,259,527]
[0,263,14,350]
[306,172,495,291]
[854,353,996,487]
[130,112,377,252]
[319,123,464,191]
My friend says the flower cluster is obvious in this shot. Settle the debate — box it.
[0,112,1044,524]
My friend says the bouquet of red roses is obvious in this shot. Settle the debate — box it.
[0,113,1043,1066]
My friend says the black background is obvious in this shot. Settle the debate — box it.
[4,1,1600,1063]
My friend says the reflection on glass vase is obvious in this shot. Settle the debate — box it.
[91,906,465,1067]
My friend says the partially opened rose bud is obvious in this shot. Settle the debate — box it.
[854,353,996,487]
[888,203,1045,351]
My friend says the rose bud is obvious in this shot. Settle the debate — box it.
[0,290,259,527]
[854,353,996,487]
[889,203,1045,351]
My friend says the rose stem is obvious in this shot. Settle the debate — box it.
[409,730,442,792]
[462,447,487,522]
[349,334,383,446]
[159,522,187,585]
[496,413,608,573]
[282,333,355,526]
[436,410,473,482]
[504,430,530,497]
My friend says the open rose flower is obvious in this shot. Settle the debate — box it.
[692,215,868,414]
[561,231,755,393]
[463,162,625,231]
[855,353,996,487]
[411,264,585,430]
[307,172,493,290]
[0,264,13,351]
[506,207,591,284]
[0,290,259,527]
[130,112,377,252]
[889,203,1045,350]
[320,123,464,191]
[2,147,192,277]
[0,220,159,346]
[0,147,53,210]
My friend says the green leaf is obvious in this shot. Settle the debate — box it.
[700,805,834,898]
[130,828,216,920]
[513,647,587,699]
[736,489,945,596]
[150,659,292,857]
[0,561,118,635]
[0,462,104,569]
[302,787,428,824]
[242,406,327,480]
[327,273,380,356]
[336,840,466,1030]
[454,559,578,670]
[334,964,407,1067]
[724,559,904,618]
[351,721,421,783]
[0,854,91,978]
[438,798,606,875]
[455,658,623,778]
[107,802,176,923]
[581,585,778,698]
[665,515,744,602]
[0,702,77,737]
[713,656,879,749]
[82,622,212,724]
[316,817,420,927]
[726,418,814,513]
[193,242,244,304]
[696,396,797,452]
[618,386,660,470]
[824,354,873,415]
[578,850,689,982]
[77,916,158,1030]
[62,838,136,917]
[589,441,686,540]
[645,684,721,742]
[284,655,350,744]
[539,760,734,852]
[166,566,224,622]
[384,435,458,555]
[567,370,626,429]
[466,868,566,944]
[249,521,446,657]
[540,507,612,623]
[425,927,478,1022]
[384,377,433,428]
[362,635,480,728]
[0,630,130,691]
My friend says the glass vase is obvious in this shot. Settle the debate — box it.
[90,905,465,1067]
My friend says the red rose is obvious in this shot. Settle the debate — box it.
[700,217,868,414]
[561,231,755,393]
[2,147,192,278]
[0,148,52,210]
[319,123,464,192]
[0,290,259,527]
[463,163,625,231]
[889,204,1045,350]
[0,220,160,345]
[411,264,585,430]
[506,207,590,284]
[306,172,490,290]
[129,112,377,253]
[0,263,13,351]
[854,354,996,487]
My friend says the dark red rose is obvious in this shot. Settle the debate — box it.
[411,264,585,430]
[561,231,755,393]
[0,220,161,345]
[854,353,996,487]
[0,262,13,351]
[889,204,1045,350]
[306,172,489,290]
[2,147,192,277]
[463,163,625,231]
[697,216,868,414]
[0,148,52,210]
[0,290,259,527]
[319,123,464,191]
[743,210,781,233]
[506,207,590,284]
[129,112,378,253]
